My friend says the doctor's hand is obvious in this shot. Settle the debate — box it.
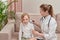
[32,30,44,37]
[31,20,41,27]
[32,30,39,35]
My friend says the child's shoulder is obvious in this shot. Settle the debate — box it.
[28,22,34,25]
[28,22,34,29]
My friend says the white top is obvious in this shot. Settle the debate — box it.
[40,15,57,40]
[19,22,34,40]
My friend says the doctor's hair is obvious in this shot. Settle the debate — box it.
[21,13,30,22]
[40,4,54,17]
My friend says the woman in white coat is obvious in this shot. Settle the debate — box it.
[30,4,57,40]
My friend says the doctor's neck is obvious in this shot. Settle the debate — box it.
[43,14,50,18]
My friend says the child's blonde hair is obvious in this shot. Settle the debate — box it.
[21,13,30,22]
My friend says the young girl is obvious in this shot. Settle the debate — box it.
[19,13,34,40]
[30,4,57,40]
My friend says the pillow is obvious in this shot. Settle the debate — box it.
[56,14,60,33]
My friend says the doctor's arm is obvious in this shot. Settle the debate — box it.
[43,20,57,40]
[32,20,41,27]
[32,19,57,40]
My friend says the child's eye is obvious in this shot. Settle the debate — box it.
[23,19,28,20]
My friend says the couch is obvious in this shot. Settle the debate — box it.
[0,19,15,40]
[0,12,60,40]
[15,12,60,40]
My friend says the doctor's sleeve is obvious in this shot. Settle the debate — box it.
[43,19,57,40]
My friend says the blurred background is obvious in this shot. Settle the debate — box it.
[0,0,60,40]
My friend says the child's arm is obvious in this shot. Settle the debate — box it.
[31,24,42,37]
[32,30,43,38]
[32,30,38,36]
[31,24,35,37]
[19,30,22,40]
[19,24,22,40]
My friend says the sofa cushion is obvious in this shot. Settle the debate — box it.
[0,20,15,40]
[0,33,8,40]
[57,33,60,40]
[15,13,21,32]
[56,14,60,33]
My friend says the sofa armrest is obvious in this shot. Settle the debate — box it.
[0,32,8,40]
[0,19,15,40]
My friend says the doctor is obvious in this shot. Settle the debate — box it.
[30,4,57,40]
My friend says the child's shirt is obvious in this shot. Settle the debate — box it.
[19,22,34,40]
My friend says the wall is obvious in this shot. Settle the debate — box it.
[22,0,60,15]
[3,0,60,15]
[7,0,22,12]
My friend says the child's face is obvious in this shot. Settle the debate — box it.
[23,15,29,24]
